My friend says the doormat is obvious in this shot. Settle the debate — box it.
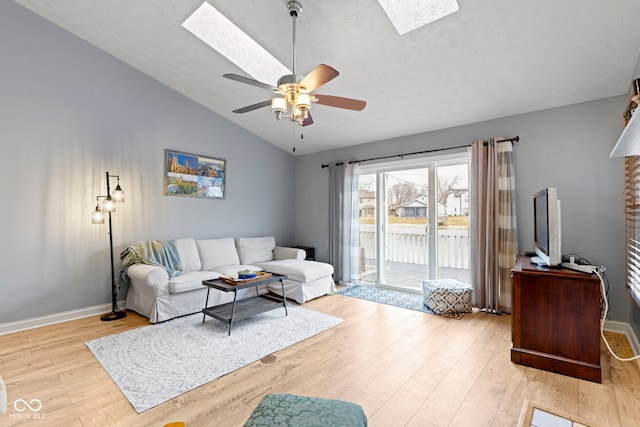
[337,285,466,319]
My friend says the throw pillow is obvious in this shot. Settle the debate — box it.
[236,236,276,265]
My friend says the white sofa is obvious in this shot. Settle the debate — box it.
[124,236,335,323]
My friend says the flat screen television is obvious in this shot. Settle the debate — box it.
[533,187,562,267]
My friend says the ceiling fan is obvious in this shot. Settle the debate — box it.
[223,1,366,126]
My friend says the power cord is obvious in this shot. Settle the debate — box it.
[595,269,640,362]
[563,253,610,316]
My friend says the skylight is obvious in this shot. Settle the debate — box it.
[182,2,290,85]
[376,0,459,35]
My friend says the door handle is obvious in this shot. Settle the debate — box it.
[426,223,431,237]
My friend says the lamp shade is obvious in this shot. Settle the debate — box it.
[296,92,311,109]
[112,184,125,202]
[102,196,116,212]
[271,97,287,113]
[92,207,105,224]
[610,110,640,158]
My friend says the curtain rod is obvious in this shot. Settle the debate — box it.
[321,136,519,168]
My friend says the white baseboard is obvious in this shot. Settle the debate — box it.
[0,301,126,336]
[603,320,640,357]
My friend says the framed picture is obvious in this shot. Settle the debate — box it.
[165,149,226,199]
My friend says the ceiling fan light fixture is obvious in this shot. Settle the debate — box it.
[221,1,366,127]
[271,97,287,120]
[296,92,311,109]
[293,107,306,125]
[293,92,311,124]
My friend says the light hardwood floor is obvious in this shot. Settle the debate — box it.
[1,294,639,427]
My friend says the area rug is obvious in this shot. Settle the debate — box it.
[85,306,342,413]
[337,285,466,319]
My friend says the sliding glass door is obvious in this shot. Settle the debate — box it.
[356,152,469,292]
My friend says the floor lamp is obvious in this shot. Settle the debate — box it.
[92,171,127,321]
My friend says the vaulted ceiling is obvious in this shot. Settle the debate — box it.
[13,0,640,155]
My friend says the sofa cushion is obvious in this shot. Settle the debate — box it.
[197,238,240,271]
[273,246,305,260]
[175,237,201,273]
[255,259,333,283]
[236,237,276,265]
[169,271,220,294]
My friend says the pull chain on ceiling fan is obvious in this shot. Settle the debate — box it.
[223,1,366,126]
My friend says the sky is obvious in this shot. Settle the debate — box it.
[359,163,468,192]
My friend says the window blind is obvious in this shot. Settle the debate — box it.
[625,154,640,307]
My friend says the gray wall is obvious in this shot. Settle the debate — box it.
[3,1,639,337]
[0,1,294,323]
[294,96,638,327]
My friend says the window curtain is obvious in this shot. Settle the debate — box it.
[329,162,360,284]
[469,139,518,313]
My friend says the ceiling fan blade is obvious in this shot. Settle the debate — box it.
[297,64,339,92]
[302,112,313,126]
[313,94,367,111]
[223,74,277,92]
[232,100,272,113]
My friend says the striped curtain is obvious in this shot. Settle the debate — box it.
[470,139,518,313]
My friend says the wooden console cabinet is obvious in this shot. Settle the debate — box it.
[511,256,601,382]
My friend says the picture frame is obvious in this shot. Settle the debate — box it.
[165,149,226,199]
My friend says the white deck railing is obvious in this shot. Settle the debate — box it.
[359,224,469,269]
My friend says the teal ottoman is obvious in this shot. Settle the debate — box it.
[243,393,368,427]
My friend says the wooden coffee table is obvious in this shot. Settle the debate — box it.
[202,273,288,335]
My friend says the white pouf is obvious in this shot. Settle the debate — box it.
[422,279,472,314]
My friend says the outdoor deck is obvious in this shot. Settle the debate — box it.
[359,260,470,292]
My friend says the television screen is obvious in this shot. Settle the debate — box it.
[534,193,549,252]
[533,188,561,266]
